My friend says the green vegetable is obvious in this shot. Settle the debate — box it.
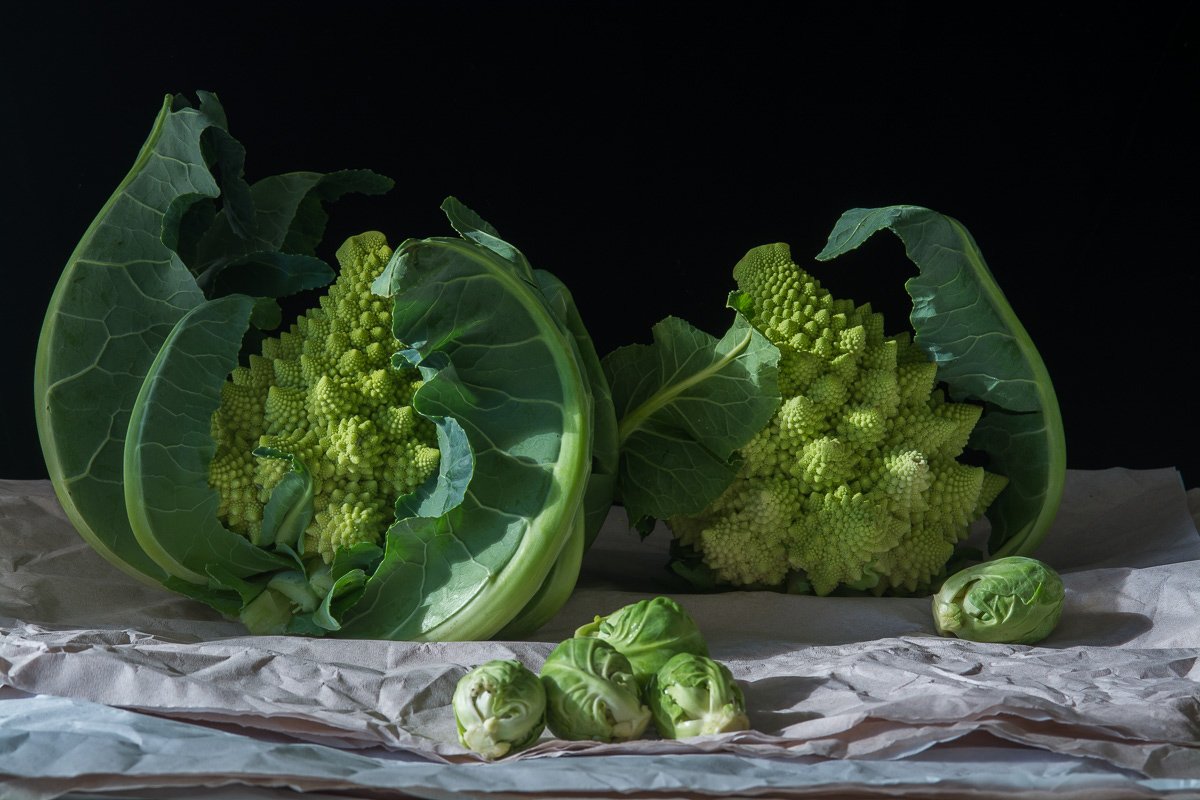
[539,638,651,742]
[453,660,546,759]
[604,314,780,531]
[606,206,1065,596]
[34,93,388,591]
[35,93,609,640]
[817,207,1066,560]
[932,556,1065,644]
[574,596,708,686]
[203,232,440,562]
[336,200,606,640]
[647,652,750,738]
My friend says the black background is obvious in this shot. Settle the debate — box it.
[6,3,1198,487]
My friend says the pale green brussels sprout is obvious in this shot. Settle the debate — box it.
[539,637,651,742]
[453,659,546,759]
[933,556,1065,645]
[574,596,707,686]
[648,652,750,738]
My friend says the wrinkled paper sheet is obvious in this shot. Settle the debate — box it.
[2,468,1199,798]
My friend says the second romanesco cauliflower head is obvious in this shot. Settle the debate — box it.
[208,232,441,563]
[670,243,1008,596]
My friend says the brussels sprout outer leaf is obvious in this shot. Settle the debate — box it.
[816,206,1066,559]
[604,313,781,528]
[574,596,708,685]
[453,659,546,759]
[337,200,591,640]
[539,638,651,742]
[35,95,226,585]
[932,555,1064,645]
[124,295,294,586]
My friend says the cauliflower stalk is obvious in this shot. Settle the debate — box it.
[208,232,441,562]
[670,243,1007,595]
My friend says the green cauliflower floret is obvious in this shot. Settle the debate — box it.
[671,243,1007,595]
[209,232,441,562]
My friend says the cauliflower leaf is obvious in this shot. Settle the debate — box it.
[817,206,1066,559]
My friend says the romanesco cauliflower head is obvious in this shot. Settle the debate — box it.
[671,243,1007,595]
[209,232,441,562]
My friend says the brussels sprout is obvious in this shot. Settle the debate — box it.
[453,659,546,759]
[539,637,651,742]
[648,652,750,738]
[933,556,1065,645]
[575,596,708,686]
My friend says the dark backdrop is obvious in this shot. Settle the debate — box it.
[6,3,1198,486]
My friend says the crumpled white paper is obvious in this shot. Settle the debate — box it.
[4,694,1195,800]
[2,468,1199,798]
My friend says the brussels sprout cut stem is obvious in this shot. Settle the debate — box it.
[649,652,750,738]
[453,660,546,759]
[575,596,708,686]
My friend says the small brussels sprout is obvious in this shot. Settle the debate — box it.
[453,659,546,759]
[539,637,652,742]
[933,556,1065,645]
[575,596,707,686]
[648,652,750,738]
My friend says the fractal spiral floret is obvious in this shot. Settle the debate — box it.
[670,243,1008,595]
[208,232,441,562]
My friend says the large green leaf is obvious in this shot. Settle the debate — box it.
[816,205,1066,557]
[208,251,335,299]
[436,201,608,637]
[124,296,294,584]
[35,92,395,596]
[495,506,586,640]
[338,200,593,640]
[34,95,231,585]
[603,313,781,528]
[195,170,393,295]
[533,270,620,547]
